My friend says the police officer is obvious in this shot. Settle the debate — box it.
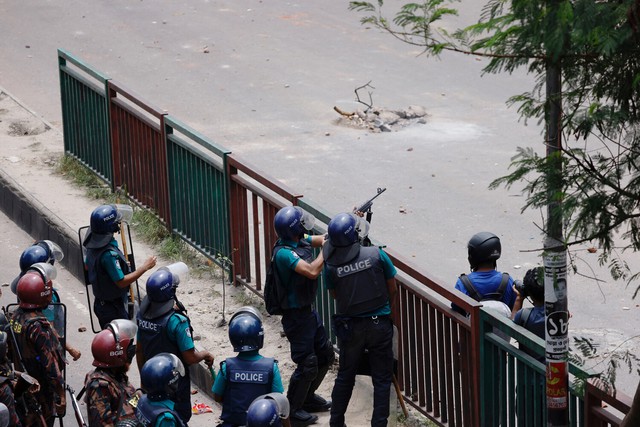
[83,204,157,329]
[323,212,398,427]
[136,353,186,427]
[136,263,215,424]
[246,393,291,427]
[272,206,333,427]
[212,307,284,427]
[11,269,66,426]
[84,319,139,426]
[12,241,82,361]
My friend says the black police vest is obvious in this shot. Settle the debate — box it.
[325,246,389,316]
[137,310,182,362]
[275,239,317,309]
[136,395,186,427]
[137,308,191,405]
[221,357,274,426]
[86,244,131,300]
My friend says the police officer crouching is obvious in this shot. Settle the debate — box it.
[246,393,291,427]
[136,263,215,424]
[323,213,398,427]
[136,353,186,427]
[84,319,139,426]
[212,307,285,427]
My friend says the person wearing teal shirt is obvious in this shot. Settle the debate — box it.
[213,307,284,427]
[323,213,398,427]
[136,353,186,427]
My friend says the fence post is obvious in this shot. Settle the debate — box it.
[470,305,482,427]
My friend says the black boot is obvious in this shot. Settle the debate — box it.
[303,352,332,412]
[288,377,318,426]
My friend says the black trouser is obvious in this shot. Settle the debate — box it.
[94,296,128,329]
[282,307,332,411]
[330,315,393,427]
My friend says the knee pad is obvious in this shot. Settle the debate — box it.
[301,354,318,381]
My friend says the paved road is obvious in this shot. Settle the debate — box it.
[0,209,219,426]
[1,0,639,396]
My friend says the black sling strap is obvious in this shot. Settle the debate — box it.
[459,272,510,302]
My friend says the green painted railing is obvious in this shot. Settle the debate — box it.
[57,49,632,426]
[165,115,231,261]
[58,48,112,184]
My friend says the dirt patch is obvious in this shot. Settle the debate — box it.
[8,120,47,136]
[334,105,428,133]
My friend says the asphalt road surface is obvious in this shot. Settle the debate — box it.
[1,0,639,396]
[0,209,218,426]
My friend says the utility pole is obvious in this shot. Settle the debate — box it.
[544,4,570,423]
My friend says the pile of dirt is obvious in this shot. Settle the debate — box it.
[334,105,428,132]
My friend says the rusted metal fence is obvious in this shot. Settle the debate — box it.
[57,49,633,426]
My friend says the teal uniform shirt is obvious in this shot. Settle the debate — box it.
[149,399,180,427]
[273,235,313,308]
[211,350,284,396]
[325,248,397,317]
[99,238,126,283]
[167,312,196,352]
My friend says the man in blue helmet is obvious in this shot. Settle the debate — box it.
[212,306,285,427]
[246,393,291,427]
[271,206,333,427]
[83,204,157,329]
[323,212,398,427]
[136,263,215,424]
[136,353,187,427]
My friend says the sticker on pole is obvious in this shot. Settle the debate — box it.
[546,362,568,409]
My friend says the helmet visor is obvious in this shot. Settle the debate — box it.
[296,207,316,232]
[352,214,370,240]
[30,263,57,282]
[157,352,186,377]
[40,240,64,263]
[109,319,138,342]
[161,262,189,286]
[114,204,134,224]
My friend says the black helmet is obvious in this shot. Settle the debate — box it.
[467,232,501,270]
[522,267,545,300]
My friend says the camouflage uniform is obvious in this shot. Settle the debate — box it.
[0,362,21,427]
[10,308,65,426]
[84,368,137,427]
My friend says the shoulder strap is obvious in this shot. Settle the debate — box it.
[496,272,510,298]
[459,274,482,302]
[518,307,534,328]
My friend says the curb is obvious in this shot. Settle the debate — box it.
[0,91,217,400]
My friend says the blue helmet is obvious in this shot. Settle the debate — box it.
[19,245,49,273]
[146,269,176,303]
[246,398,281,427]
[90,204,122,234]
[229,306,264,352]
[140,353,185,401]
[273,206,315,241]
[19,240,64,272]
[327,213,370,247]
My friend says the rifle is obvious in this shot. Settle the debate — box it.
[1,306,48,427]
[354,187,386,246]
[354,187,386,223]
[66,384,87,427]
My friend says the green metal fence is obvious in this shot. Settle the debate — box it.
[58,48,112,184]
[57,49,633,426]
[165,115,231,260]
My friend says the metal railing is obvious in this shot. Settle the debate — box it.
[57,48,633,427]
